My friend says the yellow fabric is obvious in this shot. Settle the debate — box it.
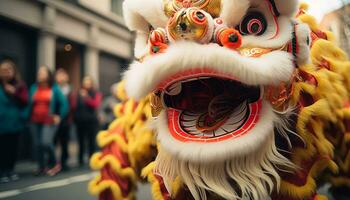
[142,162,165,200]
[279,7,350,199]
[89,85,157,199]
[89,174,135,200]
[90,153,137,182]
[141,162,183,200]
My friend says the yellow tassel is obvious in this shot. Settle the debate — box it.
[89,174,135,200]
[90,153,137,182]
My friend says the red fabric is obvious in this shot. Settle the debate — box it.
[98,124,132,199]
[14,81,28,105]
[65,91,77,123]
[31,86,53,124]
[84,91,102,109]
[154,174,172,200]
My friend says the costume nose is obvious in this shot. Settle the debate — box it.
[167,7,211,43]
[179,22,188,32]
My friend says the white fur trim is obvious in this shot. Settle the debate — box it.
[220,0,250,27]
[123,0,168,31]
[155,130,294,200]
[124,42,294,100]
[274,0,298,17]
[220,0,298,28]
[295,22,311,65]
[134,31,150,59]
[155,101,275,162]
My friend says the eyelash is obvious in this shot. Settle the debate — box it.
[237,11,267,36]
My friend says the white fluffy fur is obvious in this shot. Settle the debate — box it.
[123,0,168,31]
[155,123,294,200]
[124,42,294,100]
[133,31,150,59]
[155,101,276,162]
[274,0,299,17]
[220,0,298,26]
[220,0,250,27]
[295,21,312,65]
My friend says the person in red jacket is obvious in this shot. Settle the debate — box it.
[28,66,69,176]
[74,76,102,166]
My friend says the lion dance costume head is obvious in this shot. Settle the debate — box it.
[89,1,350,200]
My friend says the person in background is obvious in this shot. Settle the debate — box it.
[27,66,68,176]
[0,59,28,183]
[99,83,119,129]
[54,69,72,171]
[74,76,102,166]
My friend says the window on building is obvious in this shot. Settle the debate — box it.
[111,0,123,16]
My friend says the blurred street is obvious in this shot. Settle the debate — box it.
[0,163,95,200]
[0,162,152,200]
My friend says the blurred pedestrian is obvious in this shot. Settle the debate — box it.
[54,69,73,171]
[74,76,101,166]
[99,83,119,129]
[27,66,68,176]
[0,59,28,183]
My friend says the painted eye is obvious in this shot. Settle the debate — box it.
[238,11,267,36]
[191,10,207,24]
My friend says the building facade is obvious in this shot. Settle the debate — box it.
[0,0,133,94]
[320,3,350,57]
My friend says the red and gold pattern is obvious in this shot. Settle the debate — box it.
[89,3,350,200]
[271,6,350,200]
[89,82,157,200]
[167,101,261,143]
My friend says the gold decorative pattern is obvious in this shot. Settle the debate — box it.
[164,0,221,18]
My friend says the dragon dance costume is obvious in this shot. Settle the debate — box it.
[89,1,350,200]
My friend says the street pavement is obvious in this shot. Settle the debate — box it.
[0,162,152,200]
[0,162,343,200]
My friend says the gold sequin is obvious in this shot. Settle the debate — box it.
[150,93,164,117]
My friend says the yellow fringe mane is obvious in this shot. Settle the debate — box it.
[279,8,350,200]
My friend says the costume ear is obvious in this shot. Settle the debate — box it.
[123,0,168,32]
[220,0,299,28]
[123,0,168,58]
[274,0,299,17]
[295,22,312,65]
[220,0,250,27]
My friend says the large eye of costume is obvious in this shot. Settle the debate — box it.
[238,11,267,36]
[191,10,207,25]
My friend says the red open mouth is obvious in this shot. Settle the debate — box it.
[156,69,263,143]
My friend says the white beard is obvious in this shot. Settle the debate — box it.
[154,133,294,200]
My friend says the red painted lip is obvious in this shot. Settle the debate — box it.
[167,100,262,143]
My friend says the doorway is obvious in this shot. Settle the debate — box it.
[56,39,83,91]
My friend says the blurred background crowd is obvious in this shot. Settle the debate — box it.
[0,0,129,185]
[0,60,121,181]
[0,0,350,200]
